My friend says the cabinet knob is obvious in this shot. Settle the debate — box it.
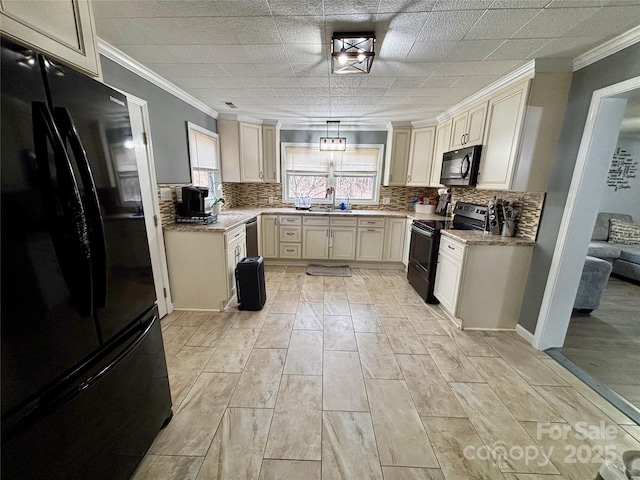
[259,171,263,179]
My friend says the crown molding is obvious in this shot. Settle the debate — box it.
[573,25,640,72]
[279,122,387,131]
[97,38,219,119]
[432,60,535,123]
[218,113,264,123]
[411,118,437,128]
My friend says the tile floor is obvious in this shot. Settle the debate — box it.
[136,267,640,480]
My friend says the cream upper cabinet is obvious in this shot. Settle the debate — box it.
[262,124,280,183]
[406,126,436,187]
[0,0,100,77]
[476,81,531,191]
[239,122,264,182]
[220,118,265,183]
[429,119,452,187]
[261,215,279,258]
[383,218,406,263]
[302,226,329,259]
[449,101,487,150]
[329,227,357,261]
[383,126,411,186]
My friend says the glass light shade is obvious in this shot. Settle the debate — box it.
[319,137,347,151]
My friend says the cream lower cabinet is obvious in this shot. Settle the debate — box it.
[164,225,246,311]
[329,227,357,260]
[384,218,406,263]
[434,235,533,329]
[303,226,329,259]
[261,215,279,258]
[402,218,412,268]
[356,228,385,262]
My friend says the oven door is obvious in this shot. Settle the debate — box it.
[407,224,440,303]
[409,224,434,275]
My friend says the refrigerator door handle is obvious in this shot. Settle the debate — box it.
[55,107,108,309]
[78,315,156,392]
[32,101,93,317]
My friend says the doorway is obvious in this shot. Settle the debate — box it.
[533,76,640,420]
[125,94,173,318]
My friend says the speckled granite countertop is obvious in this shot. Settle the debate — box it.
[163,208,535,247]
[163,208,449,233]
[441,229,535,246]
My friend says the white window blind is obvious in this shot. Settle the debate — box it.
[282,143,383,204]
[187,123,220,192]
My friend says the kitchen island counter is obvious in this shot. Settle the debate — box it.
[440,229,535,246]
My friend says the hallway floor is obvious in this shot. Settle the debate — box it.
[137,267,640,480]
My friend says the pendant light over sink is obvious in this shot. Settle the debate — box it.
[319,120,346,151]
[331,32,375,74]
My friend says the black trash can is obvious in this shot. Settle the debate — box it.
[235,256,266,311]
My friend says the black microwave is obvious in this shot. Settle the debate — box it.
[440,145,482,186]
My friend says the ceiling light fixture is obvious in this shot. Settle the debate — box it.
[331,32,375,74]
[319,120,346,151]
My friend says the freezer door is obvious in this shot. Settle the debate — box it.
[45,60,157,342]
[1,309,172,480]
[1,39,101,417]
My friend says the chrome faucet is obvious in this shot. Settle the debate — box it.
[326,187,335,211]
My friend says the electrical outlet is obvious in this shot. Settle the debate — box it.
[160,187,172,201]
[382,197,391,205]
[268,196,274,204]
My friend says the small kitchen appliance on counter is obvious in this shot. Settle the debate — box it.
[435,188,451,216]
[176,186,216,224]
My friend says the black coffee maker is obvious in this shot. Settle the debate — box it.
[179,186,209,216]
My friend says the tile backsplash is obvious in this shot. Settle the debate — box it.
[157,182,545,240]
[230,183,439,211]
[451,187,545,241]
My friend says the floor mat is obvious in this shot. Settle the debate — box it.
[306,264,352,277]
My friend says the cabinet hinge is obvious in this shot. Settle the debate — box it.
[143,132,148,145]
[154,215,158,227]
[163,287,167,298]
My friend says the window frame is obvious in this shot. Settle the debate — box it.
[280,142,384,205]
[187,122,221,199]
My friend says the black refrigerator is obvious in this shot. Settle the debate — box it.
[1,38,172,479]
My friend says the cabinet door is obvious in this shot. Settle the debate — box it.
[433,252,462,315]
[329,227,356,261]
[226,242,239,299]
[262,124,280,183]
[0,0,100,77]
[383,218,406,263]
[386,127,411,186]
[406,126,435,186]
[302,226,329,259]
[429,119,452,187]
[356,228,384,262]
[261,215,279,258]
[465,101,487,146]
[477,83,529,190]
[402,218,412,267]
[239,122,263,182]
[450,112,468,150]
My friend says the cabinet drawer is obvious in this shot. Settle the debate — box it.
[303,216,330,226]
[440,236,465,261]
[358,217,385,228]
[280,243,301,258]
[330,217,357,226]
[225,225,246,247]
[280,226,301,242]
[279,216,301,225]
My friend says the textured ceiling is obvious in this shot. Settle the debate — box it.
[94,0,640,124]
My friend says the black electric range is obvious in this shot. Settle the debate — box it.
[407,203,487,304]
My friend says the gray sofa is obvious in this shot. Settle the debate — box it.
[574,256,613,313]
[588,212,640,283]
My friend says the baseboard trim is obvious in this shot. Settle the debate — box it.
[263,259,406,270]
[516,324,535,344]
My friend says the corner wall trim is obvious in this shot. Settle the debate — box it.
[97,38,219,119]
[515,324,535,346]
[573,25,640,72]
